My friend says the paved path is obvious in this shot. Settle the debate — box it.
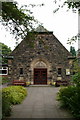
[9,87,73,118]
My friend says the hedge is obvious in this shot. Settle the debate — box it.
[2,86,27,118]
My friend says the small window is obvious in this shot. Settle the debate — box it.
[0,67,8,75]
[58,68,62,75]
[2,70,7,74]
[20,68,23,74]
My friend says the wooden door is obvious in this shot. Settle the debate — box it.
[34,68,47,84]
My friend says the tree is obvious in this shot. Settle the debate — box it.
[0,42,12,64]
[70,46,76,56]
[1,2,36,40]
[65,1,80,10]
[53,0,80,13]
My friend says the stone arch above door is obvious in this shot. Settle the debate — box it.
[34,61,47,68]
[30,58,51,70]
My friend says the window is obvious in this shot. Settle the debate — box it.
[36,41,41,48]
[58,68,62,75]
[0,67,8,75]
[20,68,23,74]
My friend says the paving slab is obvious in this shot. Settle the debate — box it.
[8,86,73,118]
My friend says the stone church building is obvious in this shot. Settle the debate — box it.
[8,27,72,85]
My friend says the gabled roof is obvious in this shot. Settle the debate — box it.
[10,30,71,57]
[34,25,48,32]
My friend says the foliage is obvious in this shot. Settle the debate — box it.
[1,2,36,40]
[53,0,80,13]
[2,94,12,117]
[57,86,75,107]
[67,35,78,45]
[65,1,80,10]
[2,86,27,117]
[70,46,76,56]
[53,0,79,44]
[72,72,80,87]
[0,42,12,64]
[72,58,80,75]
[58,71,80,119]
[58,86,80,118]
[2,76,9,84]
[57,56,80,118]
[2,86,27,104]
[24,32,36,48]
[57,86,80,118]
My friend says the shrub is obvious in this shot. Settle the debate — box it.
[2,95,12,117]
[72,72,80,87]
[57,86,76,108]
[2,76,9,84]
[58,86,80,118]
[2,86,27,104]
[2,86,27,117]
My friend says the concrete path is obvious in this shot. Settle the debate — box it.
[9,87,73,118]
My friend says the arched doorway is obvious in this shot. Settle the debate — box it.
[34,61,47,84]
[30,58,52,85]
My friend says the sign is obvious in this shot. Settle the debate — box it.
[66,69,70,75]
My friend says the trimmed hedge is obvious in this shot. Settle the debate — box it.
[2,86,27,117]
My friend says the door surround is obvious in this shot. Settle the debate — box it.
[30,58,52,84]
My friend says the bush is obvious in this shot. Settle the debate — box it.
[2,95,12,117]
[2,76,9,84]
[2,86,27,104]
[2,86,27,117]
[58,86,80,118]
[72,72,80,87]
[57,86,76,108]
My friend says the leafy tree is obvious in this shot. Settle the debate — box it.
[53,0,80,45]
[70,46,76,56]
[0,42,12,64]
[53,0,80,13]
[65,1,80,10]
[1,2,36,40]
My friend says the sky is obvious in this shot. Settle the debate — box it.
[0,0,78,51]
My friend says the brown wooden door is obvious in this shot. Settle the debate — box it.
[34,68,47,84]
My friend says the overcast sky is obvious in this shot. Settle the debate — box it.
[0,0,78,51]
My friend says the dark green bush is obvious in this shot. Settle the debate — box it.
[2,86,27,117]
[2,95,12,117]
[58,86,80,118]
[72,72,80,87]
[57,86,76,108]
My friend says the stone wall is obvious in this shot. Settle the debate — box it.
[8,32,71,84]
